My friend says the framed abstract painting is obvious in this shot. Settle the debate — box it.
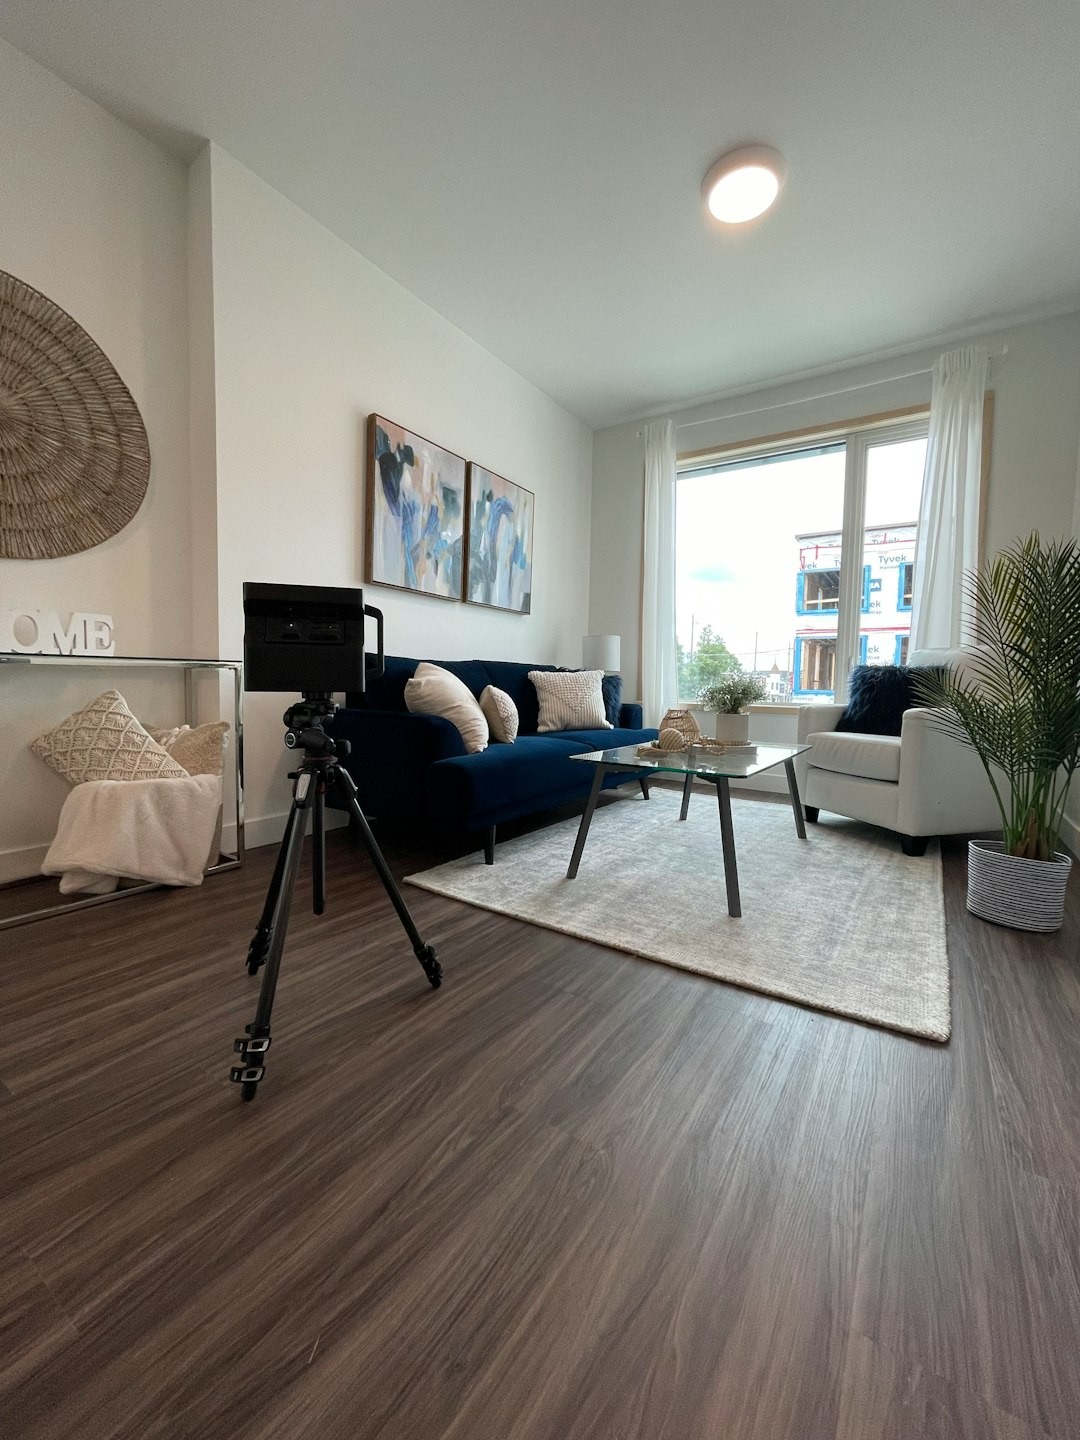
[365,415,466,601]
[465,464,535,614]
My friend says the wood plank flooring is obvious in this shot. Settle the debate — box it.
[1,800,1078,1439]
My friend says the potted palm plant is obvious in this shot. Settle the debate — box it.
[699,672,767,744]
[914,532,1080,932]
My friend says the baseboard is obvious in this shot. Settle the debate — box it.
[0,843,50,885]
[238,810,349,853]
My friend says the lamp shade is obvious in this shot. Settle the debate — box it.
[582,634,621,671]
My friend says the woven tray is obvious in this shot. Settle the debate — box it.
[636,739,757,758]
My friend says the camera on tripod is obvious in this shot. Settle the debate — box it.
[228,583,442,1103]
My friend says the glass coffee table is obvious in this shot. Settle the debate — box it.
[567,742,812,918]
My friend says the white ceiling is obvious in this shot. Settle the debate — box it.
[4,0,1080,426]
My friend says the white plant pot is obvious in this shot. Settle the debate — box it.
[713,712,750,744]
[966,839,1072,933]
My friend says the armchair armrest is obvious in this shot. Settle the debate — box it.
[896,707,1002,836]
[794,703,845,788]
[619,701,644,729]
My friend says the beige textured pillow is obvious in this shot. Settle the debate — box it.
[147,721,230,776]
[404,662,488,753]
[31,690,189,784]
[530,669,613,733]
[479,685,519,744]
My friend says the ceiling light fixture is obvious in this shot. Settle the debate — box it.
[701,145,786,225]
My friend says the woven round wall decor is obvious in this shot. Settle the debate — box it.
[0,270,150,559]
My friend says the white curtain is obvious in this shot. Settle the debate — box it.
[640,418,678,725]
[910,345,990,650]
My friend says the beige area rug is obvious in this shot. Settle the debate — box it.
[406,789,950,1041]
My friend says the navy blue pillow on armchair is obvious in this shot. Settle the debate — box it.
[835,665,920,737]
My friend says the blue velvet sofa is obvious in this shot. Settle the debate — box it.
[328,656,657,860]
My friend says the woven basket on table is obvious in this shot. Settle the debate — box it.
[0,270,150,560]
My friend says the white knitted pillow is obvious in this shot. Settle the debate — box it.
[31,690,189,785]
[529,670,613,733]
[404,662,489,753]
[479,685,519,743]
[147,721,230,776]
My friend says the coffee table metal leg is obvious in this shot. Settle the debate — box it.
[567,765,608,879]
[783,758,807,839]
[679,771,695,821]
[715,777,741,918]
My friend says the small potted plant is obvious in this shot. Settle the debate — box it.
[914,532,1080,932]
[699,672,767,744]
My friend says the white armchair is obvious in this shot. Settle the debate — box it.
[792,648,1001,855]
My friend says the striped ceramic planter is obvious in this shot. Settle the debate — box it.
[967,839,1072,932]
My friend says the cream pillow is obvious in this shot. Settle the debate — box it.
[405,662,488,753]
[479,685,519,744]
[529,670,613,733]
[31,690,189,784]
[147,721,230,776]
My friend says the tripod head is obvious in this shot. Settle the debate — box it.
[282,692,351,759]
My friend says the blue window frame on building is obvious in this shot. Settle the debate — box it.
[793,634,838,697]
[859,634,869,664]
[894,633,910,664]
[897,561,914,611]
[796,565,872,615]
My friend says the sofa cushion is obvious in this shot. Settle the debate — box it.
[349,656,492,711]
[482,660,560,734]
[807,730,901,783]
[548,726,658,751]
[427,735,589,821]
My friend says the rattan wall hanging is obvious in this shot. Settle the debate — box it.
[0,270,150,559]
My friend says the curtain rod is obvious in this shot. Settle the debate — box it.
[633,344,1008,437]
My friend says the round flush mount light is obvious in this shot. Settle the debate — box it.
[702,145,787,224]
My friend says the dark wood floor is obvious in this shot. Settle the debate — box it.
[2,800,1079,1439]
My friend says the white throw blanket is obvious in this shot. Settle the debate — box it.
[42,775,222,893]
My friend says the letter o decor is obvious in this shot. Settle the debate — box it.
[0,270,150,559]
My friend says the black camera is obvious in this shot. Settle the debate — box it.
[242,582,384,694]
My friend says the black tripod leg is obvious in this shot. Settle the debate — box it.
[246,801,301,973]
[231,772,314,1100]
[312,781,326,916]
[333,766,442,988]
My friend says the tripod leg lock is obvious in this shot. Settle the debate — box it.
[230,1033,271,1086]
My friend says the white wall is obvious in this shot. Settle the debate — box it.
[200,146,593,844]
[591,311,1080,700]
[0,39,192,880]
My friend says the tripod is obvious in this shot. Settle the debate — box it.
[229,694,442,1101]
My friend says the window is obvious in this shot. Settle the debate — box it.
[895,634,910,664]
[676,416,928,704]
[798,568,840,613]
[897,561,914,610]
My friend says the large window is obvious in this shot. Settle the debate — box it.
[675,417,928,704]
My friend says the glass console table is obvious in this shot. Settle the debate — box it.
[0,653,243,930]
[567,742,812,918]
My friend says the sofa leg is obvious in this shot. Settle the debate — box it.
[900,834,929,857]
[483,826,496,865]
[804,806,820,823]
[639,778,651,800]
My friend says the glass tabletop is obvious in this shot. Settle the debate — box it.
[569,741,811,780]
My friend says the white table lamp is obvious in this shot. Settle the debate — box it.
[582,634,621,672]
